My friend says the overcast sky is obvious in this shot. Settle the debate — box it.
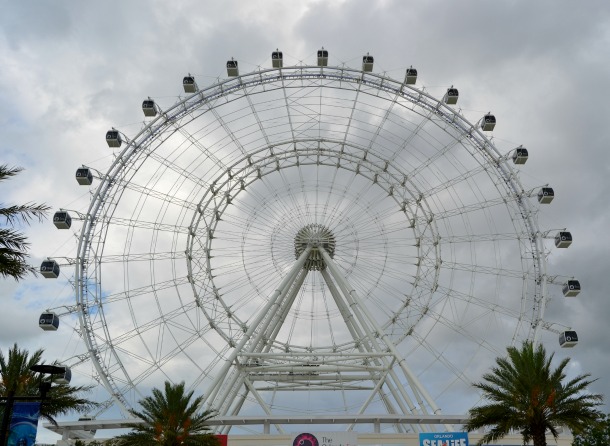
[2,0,610,442]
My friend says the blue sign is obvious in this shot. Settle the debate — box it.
[8,402,41,446]
[419,431,469,446]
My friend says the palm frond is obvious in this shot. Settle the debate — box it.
[0,165,23,181]
[0,203,51,225]
[466,341,603,446]
[1,344,99,425]
[0,166,50,280]
[117,381,219,446]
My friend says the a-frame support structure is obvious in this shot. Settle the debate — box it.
[202,224,447,434]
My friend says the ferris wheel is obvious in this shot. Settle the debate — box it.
[42,49,580,433]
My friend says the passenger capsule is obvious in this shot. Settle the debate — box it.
[362,53,374,72]
[444,87,459,105]
[53,366,72,384]
[40,260,60,278]
[537,187,554,204]
[405,67,417,85]
[53,211,72,230]
[271,50,283,68]
[317,48,328,67]
[105,129,122,148]
[480,113,496,131]
[227,59,239,77]
[562,279,581,297]
[555,231,572,248]
[559,330,578,348]
[183,75,198,93]
[39,312,59,331]
[142,99,157,117]
[78,416,97,435]
[512,146,528,164]
[75,168,93,185]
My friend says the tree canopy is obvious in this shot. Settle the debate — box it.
[573,413,610,446]
[465,341,603,446]
[0,165,50,280]
[0,343,98,425]
[114,381,219,446]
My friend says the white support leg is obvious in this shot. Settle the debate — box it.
[319,247,443,416]
[205,246,312,409]
[321,267,420,423]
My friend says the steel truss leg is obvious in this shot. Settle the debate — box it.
[203,243,450,433]
[318,247,444,419]
[204,246,313,409]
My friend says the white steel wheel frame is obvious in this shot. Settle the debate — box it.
[74,64,548,432]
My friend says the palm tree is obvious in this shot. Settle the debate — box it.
[0,164,50,280]
[114,381,219,446]
[465,341,603,446]
[0,343,98,425]
[573,413,610,446]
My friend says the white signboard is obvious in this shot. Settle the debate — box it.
[292,431,358,446]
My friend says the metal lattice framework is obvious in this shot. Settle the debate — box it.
[64,62,570,433]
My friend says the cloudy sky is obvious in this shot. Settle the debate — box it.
[2,0,610,442]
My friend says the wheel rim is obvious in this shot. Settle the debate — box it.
[75,65,546,421]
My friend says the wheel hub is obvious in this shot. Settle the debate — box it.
[294,224,336,271]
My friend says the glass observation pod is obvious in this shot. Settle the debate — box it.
[481,113,496,131]
[562,279,581,297]
[555,231,572,248]
[53,211,72,229]
[537,187,555,204]
[559,330,578,348]
[142,99,157,117]
[53,366,72,385]
[183,75,198,93]
[405,67,417,85]
[362,54,374,72]
[75,167,93,185]
[106,129,122,148]
[78,417,97,435]
[40,260,60,278]
[227,59,239,77]
[512,146,528,164]
[317,48,328,67]
[272,50,283,68]
[444,87,459,105]
[39,312,59,331]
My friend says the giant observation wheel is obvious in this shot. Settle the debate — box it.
[47,50,578,433]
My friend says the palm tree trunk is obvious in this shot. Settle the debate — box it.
[532,426,547,446]
[0,389,16,446]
